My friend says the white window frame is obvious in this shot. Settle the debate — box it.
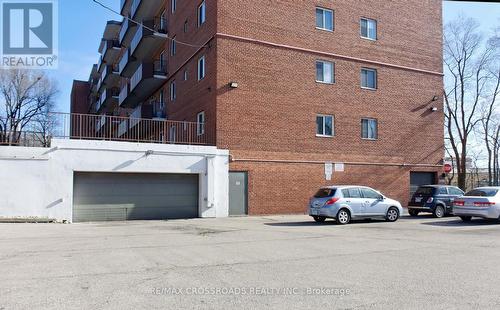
[361,68,377,90]
[316,7,334,32]
[170,80,176,101]
[198,55,206,81]
[316,60,335,84]
[316,114,334,137]
[197,111,205,136]
[159,89,165,110]
[160,10,167,31]
[198,1,206,27]
[171,0,176,13]
[361,118,378,140]
[159,51,166,71]
[360,18,377,41]
[171,36,176,56]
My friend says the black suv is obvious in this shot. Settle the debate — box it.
[408,185,464,218]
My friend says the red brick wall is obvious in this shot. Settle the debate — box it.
[70,80,90,114]
[214,0,444,214]
[149,0,218,143]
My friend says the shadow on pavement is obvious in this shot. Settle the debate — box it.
[421,218,500,227]
[264,219,385,227]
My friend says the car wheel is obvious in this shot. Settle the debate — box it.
[460,216,472,222]
[433,205,445,218]
[386,207,400,222]
[313,216,326,223]
[336,209,351,225]
[408,209,419,217]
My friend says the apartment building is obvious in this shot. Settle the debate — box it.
[72,0,445,216]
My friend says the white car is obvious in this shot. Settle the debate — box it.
[453,187,500,222]
[308,185,403,225]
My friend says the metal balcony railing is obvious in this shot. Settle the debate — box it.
[0,113,214,147]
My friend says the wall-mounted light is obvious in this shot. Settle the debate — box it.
[432,95,439,102]
[229,82,239,89]
[430,107,438,112]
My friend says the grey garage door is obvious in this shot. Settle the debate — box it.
[73,172,199,222]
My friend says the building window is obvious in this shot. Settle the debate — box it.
[361,18,377,40]
[184,69,188,81]
[361,68,377,89]
[197,111,205,135]
[171,36,176,56]
[198,56,206,80]
[160,10,167,32]
[316,115,334,137]
[171,0,176,13]
[159,89,165,110]
[169,125,176,143]
[159,51,166,71]
[316,60,334,84]
[361,118,378,140]
[184,20,188,33]
[316,7,334,31]
[170,80,176,101]
[198,1,206,26]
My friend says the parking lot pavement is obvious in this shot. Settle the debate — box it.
[1,215,500,310]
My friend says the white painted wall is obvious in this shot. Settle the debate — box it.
[0,139,230,222]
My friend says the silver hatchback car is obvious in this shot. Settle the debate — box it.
[309,186,403,224]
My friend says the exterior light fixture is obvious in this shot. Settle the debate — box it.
[229,82,239,89]
[430,107,438,112]
[432,95,439,102]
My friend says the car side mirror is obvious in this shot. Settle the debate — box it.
[378,195,385,201]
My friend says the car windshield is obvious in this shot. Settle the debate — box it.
[465,189,499,197]
[415,187,435,196]
[314,188,336,198]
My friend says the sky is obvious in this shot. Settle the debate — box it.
[50,0,500,113]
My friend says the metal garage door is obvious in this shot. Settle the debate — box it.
[73,172,199,222]
[410,172,436,196]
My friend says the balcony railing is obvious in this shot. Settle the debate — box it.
[1,113,214,147]
[130,19,167,59]
[131,0,164,21]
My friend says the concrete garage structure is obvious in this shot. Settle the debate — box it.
[0,139,229,222]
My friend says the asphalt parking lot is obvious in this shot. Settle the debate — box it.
[1,215,500,310]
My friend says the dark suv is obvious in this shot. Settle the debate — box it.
[408,185,464,218]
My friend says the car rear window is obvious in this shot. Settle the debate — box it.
[415,187,435,196]
[314,188,336,198]
[465,189,499,197]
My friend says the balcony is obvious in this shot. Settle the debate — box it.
[130,19,167,60]
[131,0,163,21]
[98,65,120,93]
[119,61,167,108]
[119,82,131,107]
[96,88,120,113]
[119,17,137,48]
[119,47,139,78]
[120,0,132,16]
[100,39,121,64]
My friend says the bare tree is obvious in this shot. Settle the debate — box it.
[0,69,58,146]
[444,17,498,190]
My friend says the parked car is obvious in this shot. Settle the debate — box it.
[453,187,500,222]
[309,186,403,225]
[408,185,464,218]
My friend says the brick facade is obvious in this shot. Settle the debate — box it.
[74,0,444,214]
